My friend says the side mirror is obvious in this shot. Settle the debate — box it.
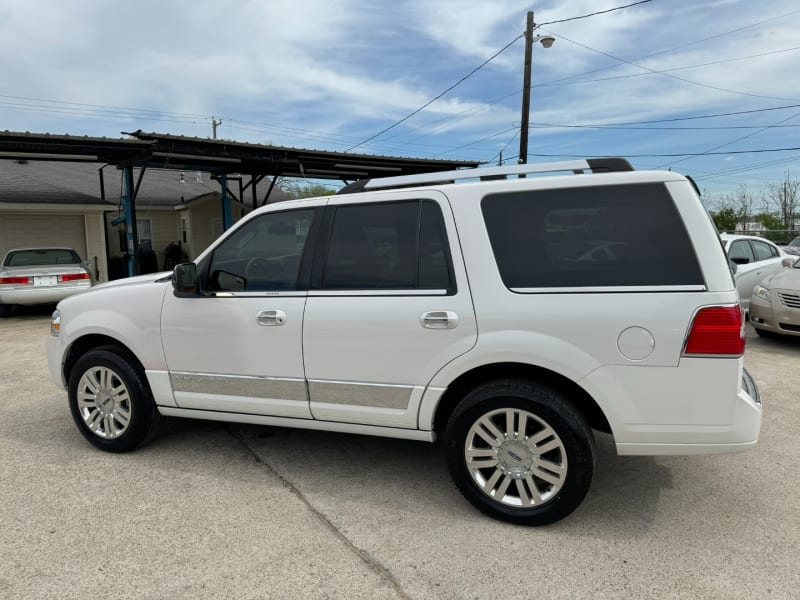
[783,257,798,268]
[731,257,750,265]
[173,263,199,296]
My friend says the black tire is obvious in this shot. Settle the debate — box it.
[754,327,779,339]
[0,303,12,318]
[67,345,164,452]
[445,379,595,526]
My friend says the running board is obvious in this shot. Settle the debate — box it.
[158,406,437,442]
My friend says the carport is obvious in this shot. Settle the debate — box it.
[0,131,479,276]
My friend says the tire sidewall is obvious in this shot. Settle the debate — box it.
[445,381,595,526]
[67,348,154,453]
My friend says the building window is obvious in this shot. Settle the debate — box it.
[137,219,153,251]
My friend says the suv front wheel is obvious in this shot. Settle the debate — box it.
[445,380,595,525]
[67,346,163,452]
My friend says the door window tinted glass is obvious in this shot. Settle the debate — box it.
[208,209,315,291]
[728,240,755,264]
[481,183,704,288]
[751,240,776,261]
[323,200,453,290]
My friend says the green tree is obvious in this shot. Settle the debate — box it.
[281,179,338,199]
[711,207,738,232]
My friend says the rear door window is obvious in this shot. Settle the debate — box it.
[321,200,454,292]
[750,240,777,261]
[481,183,704,289]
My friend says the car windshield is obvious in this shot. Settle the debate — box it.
[789,237,800,248]
[3,249,82,267]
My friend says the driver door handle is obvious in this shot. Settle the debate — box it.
[257,310,286,326]
[421,311,459,329]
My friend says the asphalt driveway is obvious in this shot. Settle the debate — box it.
[1,306,798,599]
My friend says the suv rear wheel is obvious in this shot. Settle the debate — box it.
[67,346,163,452]
[445,379,595,525]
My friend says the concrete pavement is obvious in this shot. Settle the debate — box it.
[1,307,798,599]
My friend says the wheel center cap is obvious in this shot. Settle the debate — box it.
[498,440,533,474]
[98,394,114,414]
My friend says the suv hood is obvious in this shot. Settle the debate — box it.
[91,271,172,292]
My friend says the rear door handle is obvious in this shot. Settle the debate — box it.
[421,311,459,329]
[257,309,286,326]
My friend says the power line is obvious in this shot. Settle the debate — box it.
[538,0,652,26]
[538,7,800,87]
[345,34,524,152]
[530,122,800,131]
[656,111,800,169]
[522,147,800,158]
[693,154,800,181]
[542,27,800,103]
[535,46,800,88]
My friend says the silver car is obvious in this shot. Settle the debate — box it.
[750,256,800,338]
[0,248,93,317]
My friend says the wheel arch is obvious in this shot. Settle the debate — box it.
[431,362,612,435]
[63,334,145,383]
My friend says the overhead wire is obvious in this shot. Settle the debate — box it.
[540,27,800,103]
[344,34,525,151]
[537,0,653,26]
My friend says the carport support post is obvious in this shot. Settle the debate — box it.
[122,166,139,277]
[220,173,233,231]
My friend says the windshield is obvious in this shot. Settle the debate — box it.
[3,248,82,267]
[789,237,800,248]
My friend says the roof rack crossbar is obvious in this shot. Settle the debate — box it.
[361,157,633,191]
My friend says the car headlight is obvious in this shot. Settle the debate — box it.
[51,309,61,337]
[753,284,771,302]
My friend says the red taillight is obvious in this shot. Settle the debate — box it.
[0,276,31,285]
[58,273,91,283]
[684,306,745,356]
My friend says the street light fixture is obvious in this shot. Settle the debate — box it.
[518,12,554,166]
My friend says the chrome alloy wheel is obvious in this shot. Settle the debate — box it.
[76,366,132,439]
[464,408,567,508]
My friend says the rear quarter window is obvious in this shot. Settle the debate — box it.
[481,183,704,289]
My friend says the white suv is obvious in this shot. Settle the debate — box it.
[47,158,762,525]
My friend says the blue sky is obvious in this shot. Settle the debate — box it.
[1,0,799,199]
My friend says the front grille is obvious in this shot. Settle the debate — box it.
[779,322,800,332]
[777,291,800,309]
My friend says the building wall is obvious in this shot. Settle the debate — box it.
[0,206,107,281]
[105,208,180,274]
[186,200,242,260]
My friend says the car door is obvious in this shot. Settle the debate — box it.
[160,203,323,418]
[750,239,785,281]
[728,239,762,309]
[302,192,477,429]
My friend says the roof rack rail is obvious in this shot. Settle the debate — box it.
[354,157,633,192]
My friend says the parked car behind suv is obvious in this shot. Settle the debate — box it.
[47,158,761,525]
[0,247,93,317]
[720,233,786,311]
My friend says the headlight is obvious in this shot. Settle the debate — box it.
[753,285,771,302]
[50,309,61,337]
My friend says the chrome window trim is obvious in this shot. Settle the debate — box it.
[209,291,309,298]
[510,285,707,294]
[308,289,448,297]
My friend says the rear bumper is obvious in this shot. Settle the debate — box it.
[0,284,90,306]
[581,361,762,456]
[615,368,761,455]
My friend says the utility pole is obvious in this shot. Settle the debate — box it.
[518,10,534,166]
[212,117,222,139]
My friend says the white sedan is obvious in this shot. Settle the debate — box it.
[0,248,93,317]
[720,234,788,311]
